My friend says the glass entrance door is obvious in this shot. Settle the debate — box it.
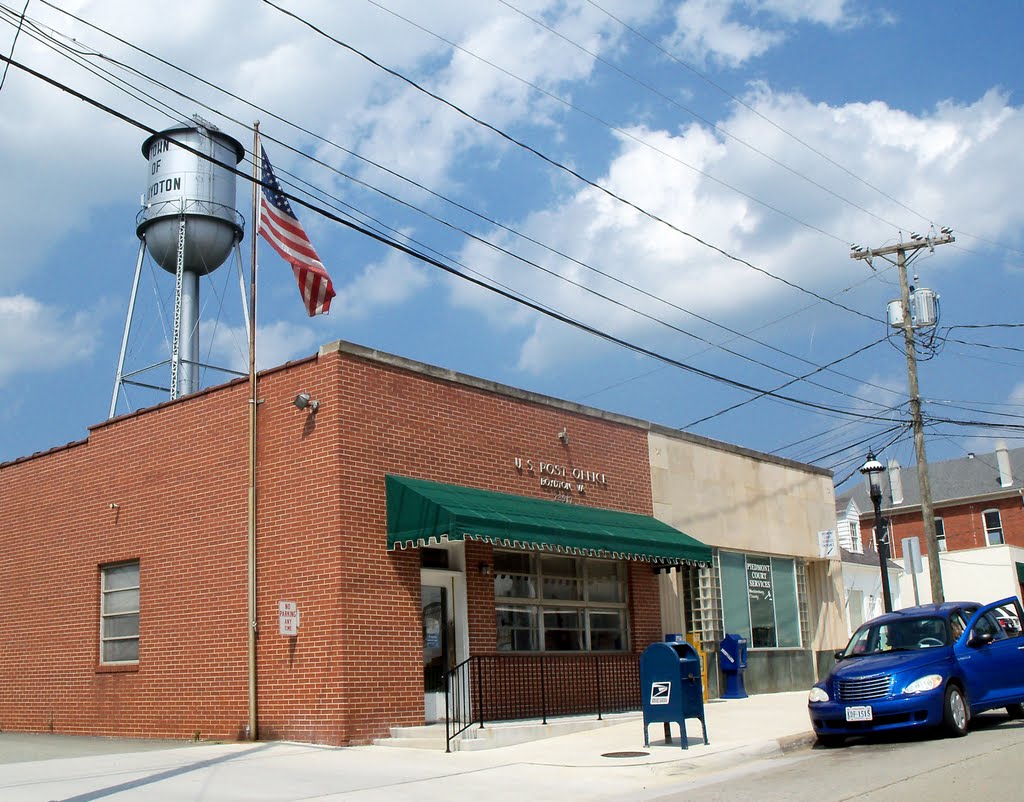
[422,585,449,694]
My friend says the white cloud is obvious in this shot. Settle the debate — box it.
[330,248,430,321]
[751,0,851,26]
[663,0,858,68]
[0,295,100,384]
[202,320,321,376]
[0,0,658,295]
[442,86,1024,373]
[665,0,784,69]
[343,1,638,194]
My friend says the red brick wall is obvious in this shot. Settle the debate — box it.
[865,495,1024,557]
[0,381,253,741]
[324,348,658,743]
[0,345,661,746]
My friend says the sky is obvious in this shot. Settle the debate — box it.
[2,0,1023,489]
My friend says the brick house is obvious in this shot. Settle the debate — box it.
[840,444,1024,607]
[0,340,844,745]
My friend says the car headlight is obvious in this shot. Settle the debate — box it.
[905,674,944,694]
[808,686,830,703]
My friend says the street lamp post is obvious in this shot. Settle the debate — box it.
[860,452,893,614]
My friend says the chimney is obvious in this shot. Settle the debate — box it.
[888,459,903,505]
[996,440,1014,488]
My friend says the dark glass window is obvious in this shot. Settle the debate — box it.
[101,562,140,663]
[494,551,627,652]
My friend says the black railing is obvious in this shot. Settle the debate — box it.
[444,653,640,752]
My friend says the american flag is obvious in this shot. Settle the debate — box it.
[259,146,336,316]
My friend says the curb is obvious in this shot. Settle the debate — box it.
[777,731,816,753]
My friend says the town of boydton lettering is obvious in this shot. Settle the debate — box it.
[146,138,182,202]
[514,457,608,503]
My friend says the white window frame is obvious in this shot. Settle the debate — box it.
[850,519,863,554]
[983,509,1004,546]
[100,561,140,664]
[935,517,947,552]
[494,551,629,652]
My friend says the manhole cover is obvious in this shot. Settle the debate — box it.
[601,751,650,758]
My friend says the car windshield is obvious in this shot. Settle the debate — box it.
[844,615,950,657]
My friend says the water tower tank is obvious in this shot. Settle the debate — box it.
[137,124,245,273]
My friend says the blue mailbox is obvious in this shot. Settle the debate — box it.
[719,633,748,699]
[640,641,709,749]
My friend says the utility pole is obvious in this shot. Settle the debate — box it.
[851,231,954,605]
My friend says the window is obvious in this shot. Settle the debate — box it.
[850,520,862,554]
[935,518,947,552]
[844,615,950,656]
[949,610,967,641]
[100,562,139,663]
[983,509,1004,546]
[719,552,802,649]
[494,551,627,652]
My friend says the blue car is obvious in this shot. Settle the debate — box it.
[808,596,1024,745]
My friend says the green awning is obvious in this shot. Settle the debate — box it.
[385,474,711,568]
[1017,562,1024,584]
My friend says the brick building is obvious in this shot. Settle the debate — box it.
[839,444,1024,608]
[0,340,845,745]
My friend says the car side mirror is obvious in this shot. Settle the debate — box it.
[833,650,845,662]
[969,631,994,648]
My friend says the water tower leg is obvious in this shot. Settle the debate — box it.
[170,217,187,399]
[179,270,200,396]
[109,239,147,419]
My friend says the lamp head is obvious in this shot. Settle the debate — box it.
[293,392,320,413]
[859,451,884,499]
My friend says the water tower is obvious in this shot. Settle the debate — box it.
[110,118,248,417]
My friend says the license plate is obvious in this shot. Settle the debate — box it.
[846,706,873,722]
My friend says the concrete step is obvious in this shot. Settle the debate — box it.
[372,735,447,750]
[374,712,640,752]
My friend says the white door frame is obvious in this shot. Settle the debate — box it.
[421,567,468,722]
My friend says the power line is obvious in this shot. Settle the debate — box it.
[5,7,877,412]
[828,425,914,486]
[942,337,1024,354]
[585,0,1024,268]
[2,51,903,428]
[19,0,891,407]
[769,401,906,457]
[260,0,884,326]
[819,423,909,468]
[495,0,912,236]
[368,0,896,243]
[0,0,28,93]
[581,0,936,231]
[683,337,888,429]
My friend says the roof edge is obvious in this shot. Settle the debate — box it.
[323,339,829,477]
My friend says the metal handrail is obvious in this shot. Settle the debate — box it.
[443,652,640,752]
[444,656,478,752]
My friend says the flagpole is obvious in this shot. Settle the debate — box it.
[247,121,260,742]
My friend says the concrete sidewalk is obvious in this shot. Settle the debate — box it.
[0,691,814,801]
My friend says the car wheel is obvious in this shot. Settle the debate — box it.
[816,734,845,748]
[943,684,969,737]
[1006,703,1024,719]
